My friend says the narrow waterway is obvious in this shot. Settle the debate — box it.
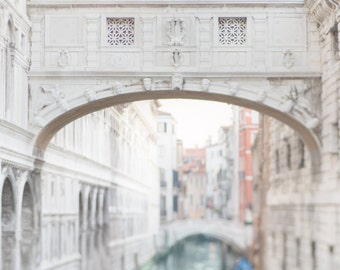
[140,235,240,270]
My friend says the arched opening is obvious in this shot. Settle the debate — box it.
[31,82,322,188]
[1,178,16,270]
[20,182,35,270]
[153,234,243,269]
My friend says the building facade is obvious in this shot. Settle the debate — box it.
[236,107,259,224]
[181,148,206,219]
[157,110,179,223]
[1,0,340,269]
[206,127,235,219]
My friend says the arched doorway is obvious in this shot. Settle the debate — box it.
[20,183,35,270]
[1,178,16,270]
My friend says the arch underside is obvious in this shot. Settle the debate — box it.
[170,231,246,252]
[30,78,322,174]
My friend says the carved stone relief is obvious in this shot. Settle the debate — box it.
[57,50,70,68]
[172,49,182,68]
[171,74,184,90]
[283,50,294,69]
[35,85,70,114]
[201,79,211,92]
[167,18,184,46]
[142,78,153,91]
[280,84,320,129]
[112,82,123,94]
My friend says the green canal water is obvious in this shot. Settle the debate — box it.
[139,235,240,270]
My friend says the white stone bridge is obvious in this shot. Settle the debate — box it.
[158,219,253,252]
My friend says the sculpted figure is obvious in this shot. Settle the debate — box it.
[143,78,153,91]
[201,79,211,92]
[171,74,184,90]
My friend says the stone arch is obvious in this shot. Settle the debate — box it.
[20,182,35,270]
[176,233,244,254]
[31,79,322,178]
[1,177,16,270]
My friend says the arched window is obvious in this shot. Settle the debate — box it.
[21,183,34,270]
[2,178,16,270]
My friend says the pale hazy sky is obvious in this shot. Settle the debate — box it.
[159,99,232,148]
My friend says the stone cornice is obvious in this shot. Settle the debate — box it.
[27,0,304,8]
[306,0,340,25]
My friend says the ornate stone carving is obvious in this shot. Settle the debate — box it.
[283,50,294,69]
[280,84,319,129]
[142,78,153,91]
[35,85,69,113]
[107,18,135,46]
[51,85,70,111]
[171,74,184,91]
[112,82,123,94]
[218,17,247,45]
[85,89,97,102]
[167,18,184,46]
[172,49,182,68]
[306,0,339,24]
[57,50,70,68]
[201,79,211,92]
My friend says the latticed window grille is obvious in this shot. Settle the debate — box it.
[107,18,135,46]
[218,17,247,45]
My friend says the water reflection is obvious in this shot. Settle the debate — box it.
[140,235,240,270]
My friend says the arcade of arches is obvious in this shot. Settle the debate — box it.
[1,0,340,269]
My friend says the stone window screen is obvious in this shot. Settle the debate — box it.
[107,17,135,46]
[218,17,247,45]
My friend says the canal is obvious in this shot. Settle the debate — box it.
[139,235,241,270]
